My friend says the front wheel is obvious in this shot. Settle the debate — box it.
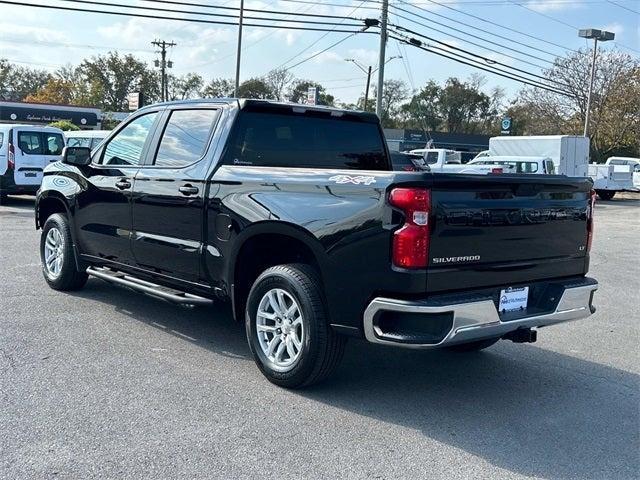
[40,213,88,291]
[245,264,345,388]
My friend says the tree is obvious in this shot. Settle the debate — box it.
[399,80,441,130]
[0,60,51,102]
[437,77,492,133]
[265,69,294,101]
[25,78,75,104]
[289,80,335,106]
[370,79,409,128]
[237,77,275,99]
[48,120,80,131]
[78,52,160,111]
[168,73,204,101]
[512,49,640,161]
[202,78,234,98]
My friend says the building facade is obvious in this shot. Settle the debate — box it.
[0,101,102,129]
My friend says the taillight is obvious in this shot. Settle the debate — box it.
[587,189,596,252]
[491,167,503,174]
[8,143,15,170]
[389,187,431,269]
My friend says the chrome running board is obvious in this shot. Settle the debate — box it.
[86,266,213,306]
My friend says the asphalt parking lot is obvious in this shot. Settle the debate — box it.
[1,194,638,479]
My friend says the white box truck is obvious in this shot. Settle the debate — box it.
[489,135,589,177]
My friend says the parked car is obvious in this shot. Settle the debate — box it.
[64,130,110,150]
[467,156,556,174]
[389,151,425,171]
[0,124,65,202]
[35,99,598,388]
[409,148,515,174]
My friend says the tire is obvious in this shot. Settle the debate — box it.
[596,190,615,201]
[245,264,346,388]
[40,213,88,291]
[0,192,8,205]
[446,337,500,353]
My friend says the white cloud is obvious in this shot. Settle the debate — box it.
[600,22,624,35]
[0,23,69,43]
[525,0,581,12]
[347,48,378,65]
[312,50,344,64]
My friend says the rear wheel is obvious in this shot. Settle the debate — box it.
[446,337,500,352]
[596,190,615,201]
[245,264,345,388]
[40,213,88,291]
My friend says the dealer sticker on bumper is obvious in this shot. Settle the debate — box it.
[499,286,529,313]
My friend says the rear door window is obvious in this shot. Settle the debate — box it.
[224,111,388,170]
[18,132,42,154]
[154,109,220,167]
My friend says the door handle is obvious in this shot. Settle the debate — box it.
[179,185,199,196]
[115,180,131,190]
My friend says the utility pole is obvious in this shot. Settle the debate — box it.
[234,0,245,97]
[346,56,400,112]
[152,39,176,102]
[375,0,389,117]
[364,65,372,111]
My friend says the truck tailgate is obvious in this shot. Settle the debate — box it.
[426,174,592,293]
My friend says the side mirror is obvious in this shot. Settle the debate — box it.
[62,146,92,166]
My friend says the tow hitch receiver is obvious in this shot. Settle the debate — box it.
[504,328,537,343]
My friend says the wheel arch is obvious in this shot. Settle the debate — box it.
[228,221,328,323]
[36,191,72,229]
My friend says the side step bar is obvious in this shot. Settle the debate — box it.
[86,266,214,306]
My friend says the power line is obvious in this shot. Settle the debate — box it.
[1,1,367,33]
[391,0,577,56]
[389,22,572,89]
[389,31,571,96]
[388,6,554,69]
[55,0,365,27]
[138,0,360,21]
[275,0,369,70]
[606,0,640,13]
[284,32,360,70]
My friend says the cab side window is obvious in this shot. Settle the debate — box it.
[101,113,158,166]
[44,133,64,155]
[154,109,220,168]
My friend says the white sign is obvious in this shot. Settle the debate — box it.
[307,87,318,105]
[499,286,529,312]
[127,92,141,111]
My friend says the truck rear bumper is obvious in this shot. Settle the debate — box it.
[363,277,598,349]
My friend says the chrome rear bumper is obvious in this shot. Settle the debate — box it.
[363,279,598,349]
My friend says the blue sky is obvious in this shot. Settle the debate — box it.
[1,0,638,104]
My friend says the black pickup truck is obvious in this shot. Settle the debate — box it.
[35,99,598,388]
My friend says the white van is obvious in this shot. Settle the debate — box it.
[64,129,110,150]
[0,124,65,201]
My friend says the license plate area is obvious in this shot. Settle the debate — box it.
[499,286,529,314]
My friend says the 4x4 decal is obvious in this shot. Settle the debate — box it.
[329,175,376,185]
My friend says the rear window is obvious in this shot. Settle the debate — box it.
[425,152,439,164]
[0,132,3,148]
[17,131,64,155]
[223,111,388,170]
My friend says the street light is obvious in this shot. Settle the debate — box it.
[578,28,615,137]
[345,56,402,112]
